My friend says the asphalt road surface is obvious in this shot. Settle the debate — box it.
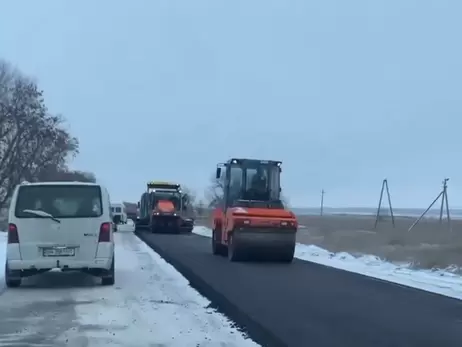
[137,231,462,347]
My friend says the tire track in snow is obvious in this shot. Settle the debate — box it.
[0,272,95,347]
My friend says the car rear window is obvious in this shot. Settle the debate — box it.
[15,185,103,218]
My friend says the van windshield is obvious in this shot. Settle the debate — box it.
[15,185,103,218]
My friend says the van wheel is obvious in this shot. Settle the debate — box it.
[101,256,115,286]
[5,263,21,288]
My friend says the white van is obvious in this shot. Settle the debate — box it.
[110,203,127,224]
[5,181,115,287]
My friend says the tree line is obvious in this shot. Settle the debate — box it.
[0,59,95,211]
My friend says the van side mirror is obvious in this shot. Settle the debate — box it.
[137,201,140,208]
[216,167,221,179]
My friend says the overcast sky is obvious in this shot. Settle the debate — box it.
[1,0,461,208]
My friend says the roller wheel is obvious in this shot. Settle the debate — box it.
[277,245,295,263]
[212,229,227,256]
[227,233,243,262]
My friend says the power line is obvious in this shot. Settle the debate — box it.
[408,178,451,232]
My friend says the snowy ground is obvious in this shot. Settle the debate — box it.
[0,230,259,347]
[192,226,462,301]
[115,219,136,232]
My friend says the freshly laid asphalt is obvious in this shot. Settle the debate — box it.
[137,231,462,347]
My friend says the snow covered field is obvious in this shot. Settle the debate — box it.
[0,230,259,347]
[192,226,462,300]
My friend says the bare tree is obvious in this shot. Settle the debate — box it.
[181,186,196,209]
[195,199,206,217]
[0,59,94,209]
[205,173,224,208]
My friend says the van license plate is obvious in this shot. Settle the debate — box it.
[43,247,75,257]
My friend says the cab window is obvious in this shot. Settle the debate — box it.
[227,165,243,205]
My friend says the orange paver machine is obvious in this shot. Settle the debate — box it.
[136,181,194,233]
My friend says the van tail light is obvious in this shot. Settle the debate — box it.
[8,223,19,244]
[98,222,111,242]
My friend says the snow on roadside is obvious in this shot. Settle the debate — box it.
[192,226,462,300]
[0,226,259,345]
[192,226,213,238]
[69,232,260,346]
[115,218,136,232]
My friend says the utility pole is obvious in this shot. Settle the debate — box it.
[439,178,450,223]
[374,179,395,228]
[408,178,451,232]
[320,189,325,216]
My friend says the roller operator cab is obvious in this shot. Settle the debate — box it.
[136,181,194,233]
[5,181,115,288]
[212,158,298,262]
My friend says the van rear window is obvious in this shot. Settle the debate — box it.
[15,185,103,218]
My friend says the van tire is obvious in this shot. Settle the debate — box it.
[5,263,21,288]
[6,278,21,288]
[101,256,115,286]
